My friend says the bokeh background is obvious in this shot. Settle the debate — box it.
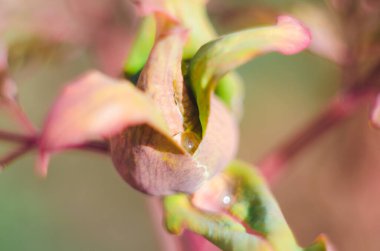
[1,0,379,250]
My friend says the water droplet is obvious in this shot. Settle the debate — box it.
[222,195,231,205]
[173,131,201,154]
[191,174,235,213]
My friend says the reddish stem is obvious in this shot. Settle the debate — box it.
[0,130,34,143]
[259,62,380,183]
[0,142,35,168]
[5,102,37,134]
[0,130,109,168]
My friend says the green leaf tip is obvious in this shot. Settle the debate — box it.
[189,15,311,133]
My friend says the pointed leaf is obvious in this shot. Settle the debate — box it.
[39,70,168,175]
[189,15,311,133]
[135,26,193,137]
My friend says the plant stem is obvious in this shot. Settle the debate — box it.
[0,142,35,168]
[5,102,37,134]
[259,62,380,183]
[0,130,109,168]
[0,130,34,143]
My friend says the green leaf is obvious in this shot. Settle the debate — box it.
[163,161,332,251]
[215,73,245,120]
[167,0,216,59]
[189,16,311,133]
[123,16,156,76]
[225,161,303,251]
[164,194,272,251]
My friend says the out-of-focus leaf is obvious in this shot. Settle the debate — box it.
[123,16,156,76]
[189,16,311,133]
[292,3,345,63]
[38,70,168,176]
[0,45,17,103]
[168,0,216,59]
[164,194,272,251]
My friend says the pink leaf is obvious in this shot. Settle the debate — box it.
[38,70,168,176]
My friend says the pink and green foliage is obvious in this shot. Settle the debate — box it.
[1,0,380,250]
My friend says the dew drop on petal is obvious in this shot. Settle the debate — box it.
[192,174,235,213]
[173,131,201,154]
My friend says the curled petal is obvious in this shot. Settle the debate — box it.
[38,71,168,175]
[110,95,238,195]
[189,15,311,132]
[112,14,238,195]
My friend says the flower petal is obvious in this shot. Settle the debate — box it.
[189,15,311,133]
[110,19,238,195]
[38,70,168,175]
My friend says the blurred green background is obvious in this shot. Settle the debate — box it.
[3,0,378,250]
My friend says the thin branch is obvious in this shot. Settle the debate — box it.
[259,62,380,183]
[6,102,37,134]
[0,142,35,169]
[0,130,34,143]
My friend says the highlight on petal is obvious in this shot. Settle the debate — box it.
[189,15,311,132]
[38,70,168,175]
[370,92,380,129]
